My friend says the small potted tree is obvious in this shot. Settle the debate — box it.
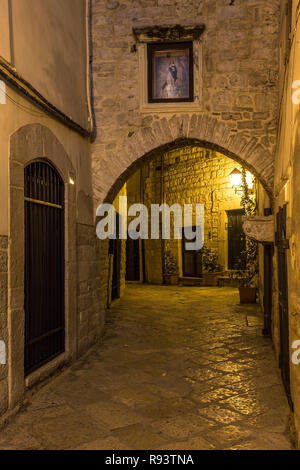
[164,250,179,285]
[202,245,223,287]
[234,245,258,303]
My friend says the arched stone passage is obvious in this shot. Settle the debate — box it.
[92,115,274,208]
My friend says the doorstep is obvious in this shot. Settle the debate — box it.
[179,277,203,286]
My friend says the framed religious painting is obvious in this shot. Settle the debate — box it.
[147,42,194,103]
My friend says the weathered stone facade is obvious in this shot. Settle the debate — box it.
[273,0,300,448]
[126,146,251,283]
[77,223,105,356]
[0,122,105,426]
[91,0,280,205]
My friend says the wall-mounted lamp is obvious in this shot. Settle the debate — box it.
[69,172,75,185]
[229,168,243,191]
[229,168,254,193]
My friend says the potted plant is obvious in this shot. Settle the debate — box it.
[233,246,258,303]
[164,250,179,285]
[202,245,223,287]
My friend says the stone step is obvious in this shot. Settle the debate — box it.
[179,277,203,286]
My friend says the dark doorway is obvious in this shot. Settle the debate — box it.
[109,214,121,301]
[227,209,246,270]
[276,204,293,409]
[24,161,65,376]
[182,227,202,277]
[126,238,140,281]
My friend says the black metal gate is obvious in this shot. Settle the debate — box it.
[24,161,65,375]
[276,204,293,409]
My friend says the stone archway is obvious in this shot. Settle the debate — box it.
[92,115,274,208]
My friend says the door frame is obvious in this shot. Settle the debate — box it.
[9,124,77,408]
[24,160,66,376]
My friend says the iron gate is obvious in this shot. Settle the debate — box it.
[276,205,293,409]
[24,161,65,375]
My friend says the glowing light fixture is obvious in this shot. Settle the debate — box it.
[229,168,243,190]
[246,171,254,190]
[69,172,75,185]
[229,168,254,193]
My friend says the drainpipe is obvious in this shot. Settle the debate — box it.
[86,0,96,140]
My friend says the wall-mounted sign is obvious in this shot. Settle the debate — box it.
[242,215,275,243]
[0,341,6,365]
[147,42,193,103]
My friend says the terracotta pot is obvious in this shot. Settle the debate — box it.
[239,286,257,304]
[164,274,179,285]
[202,272,223,287]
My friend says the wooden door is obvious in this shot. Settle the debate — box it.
[227,209,246,270]
[182,227,202,277]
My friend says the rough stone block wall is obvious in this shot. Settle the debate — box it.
[99,239,110,309]
[0,236,8,416]
[141,146,243,280]
[91,0,280,205]
[77,224,105,356]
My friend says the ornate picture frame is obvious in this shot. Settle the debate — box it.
[147,42,194,103]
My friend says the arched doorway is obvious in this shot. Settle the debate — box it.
[101,143,270,300]
[24,161,65,375]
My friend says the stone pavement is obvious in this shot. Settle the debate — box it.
[0,286,292,450]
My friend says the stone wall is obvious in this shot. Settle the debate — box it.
[0,122,106,424]
[91,0,280,206]
[0,236,8,417]
[137,146,245,282]
[77,223,105,356]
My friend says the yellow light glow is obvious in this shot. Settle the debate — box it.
[69,177,75,185]
[246,171,254,190]
[229,168,242,189]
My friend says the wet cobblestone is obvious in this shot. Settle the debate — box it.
[0,286,292,450]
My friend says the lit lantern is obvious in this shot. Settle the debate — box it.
[229,168,243,191]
